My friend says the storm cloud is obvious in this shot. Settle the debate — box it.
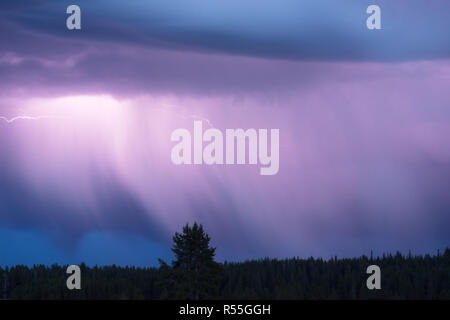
[0,1,449,265]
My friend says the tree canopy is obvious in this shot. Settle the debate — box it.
[158,223,222,299]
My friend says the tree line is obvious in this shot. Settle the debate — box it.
[1,223,449,299]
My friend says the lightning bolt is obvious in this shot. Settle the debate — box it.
[0,115,59,124]
[0,103,214,128]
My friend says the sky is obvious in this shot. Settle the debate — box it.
[0,0,449,266]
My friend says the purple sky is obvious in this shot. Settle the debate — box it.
[0,1,449,265]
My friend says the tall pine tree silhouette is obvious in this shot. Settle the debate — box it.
[159,222,222,299]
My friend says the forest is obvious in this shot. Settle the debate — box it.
[1,224,449,300]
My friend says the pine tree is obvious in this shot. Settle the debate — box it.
[158,222,222,299]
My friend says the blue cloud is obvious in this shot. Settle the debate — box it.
[2,0,450,61]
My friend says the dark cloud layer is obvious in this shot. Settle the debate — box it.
[2,0,450,62]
